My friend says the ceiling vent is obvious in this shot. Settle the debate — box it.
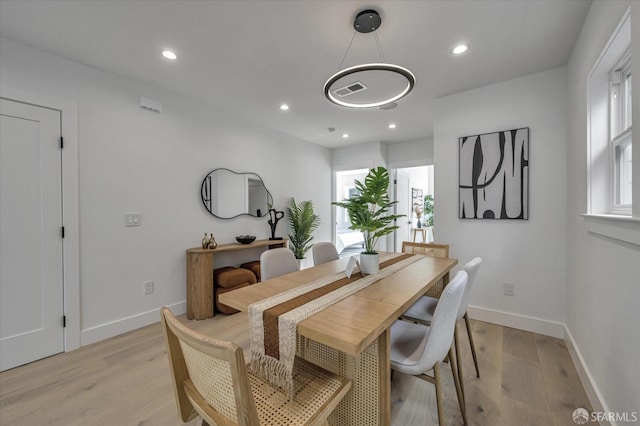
[333,81,367,97]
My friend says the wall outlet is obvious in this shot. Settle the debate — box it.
[126,213,142,227]
[503,282,515,296]
[143,280,154,295]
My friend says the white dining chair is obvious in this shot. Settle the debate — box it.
[390,270,468,426]
[312,242,339,265]
[260,248,299,281]
[402,257,483,396]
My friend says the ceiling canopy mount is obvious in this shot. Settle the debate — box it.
[353,9,381,34]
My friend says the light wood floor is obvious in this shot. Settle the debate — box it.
[0,314,594,425]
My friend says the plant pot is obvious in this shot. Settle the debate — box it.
[359,253,379,275]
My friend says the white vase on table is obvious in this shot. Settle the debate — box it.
[359,253,379,275]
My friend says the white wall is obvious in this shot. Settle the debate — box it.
[386,138,434,168]
[331,141,387,171]
[434,67,568,335]
[0,38,332,344]
[566,1,640,418]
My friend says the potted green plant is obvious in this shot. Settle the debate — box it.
[286,198,321,263]
[332,167,403,274]
[423,194,434,227]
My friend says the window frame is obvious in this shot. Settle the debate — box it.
[609,50,632,215]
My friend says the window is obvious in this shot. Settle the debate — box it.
[610,52,632,213]
[588,9,632,217]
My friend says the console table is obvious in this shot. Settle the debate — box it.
[186,239,288,320]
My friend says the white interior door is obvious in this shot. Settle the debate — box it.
[394,171,411,252]
[1,98,64,371]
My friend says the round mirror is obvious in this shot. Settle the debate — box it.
[201,168,273,219]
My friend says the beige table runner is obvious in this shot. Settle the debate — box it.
[249,253,421,392]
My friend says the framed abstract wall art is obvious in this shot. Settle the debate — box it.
[459,127,529,219]
[411,187,423,214]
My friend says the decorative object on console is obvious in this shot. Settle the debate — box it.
[235,235,256,244]
[208,233,218,249]
[287,198,321,260]
[201,233,210,249]
[201,168,273,219]
[332,167,403,274]
[459,127,529,219]
[267,208,285,240]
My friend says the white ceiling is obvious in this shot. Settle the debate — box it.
[0,0,591,148]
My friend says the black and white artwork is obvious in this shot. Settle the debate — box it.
[459,128,529,220]
[411,188,423,214]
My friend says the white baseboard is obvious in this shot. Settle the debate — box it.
[80,301,186,346]
[467,305,565,338]
[564,325,611,423]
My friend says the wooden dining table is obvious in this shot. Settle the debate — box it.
[219,251,457,426]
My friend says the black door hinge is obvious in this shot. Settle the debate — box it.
[61,226,65,238]
[63,316,66,327]
[394,179,397,184]
[60,137,64,149]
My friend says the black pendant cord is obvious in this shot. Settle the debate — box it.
[374,32,386,62]
[337,30,357,71]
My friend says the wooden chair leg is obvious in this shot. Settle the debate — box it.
[433,362,445,426]
[464,313,480,378]
[448,347,468,426]
[454,324,465,404]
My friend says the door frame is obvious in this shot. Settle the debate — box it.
[332,164,378,253]
[1,85,80,351]
[393,169,412,252]
[389,160,433,252]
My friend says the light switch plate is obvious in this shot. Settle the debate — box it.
[503,282,515,296]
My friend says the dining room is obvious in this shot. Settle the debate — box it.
[1,1,639,425]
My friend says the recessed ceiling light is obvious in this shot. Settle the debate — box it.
[342,133,349,138]
[452,44,469,55]
[279,104,289,111]
[162,50,177,60]
[388,123,397,129]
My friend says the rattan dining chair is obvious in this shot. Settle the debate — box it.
[312,242,339,266]
[390,270,468,426]
[161,307,351,426]
[260,248,299,281]
[402,257,483,400]
[401,241,449,257]
[401,241,450,298]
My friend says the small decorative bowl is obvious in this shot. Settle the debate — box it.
[235,235,256,244]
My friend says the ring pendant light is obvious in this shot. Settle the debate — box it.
[323,9,416,109]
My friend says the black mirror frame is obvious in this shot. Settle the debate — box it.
[200,168,273,219]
